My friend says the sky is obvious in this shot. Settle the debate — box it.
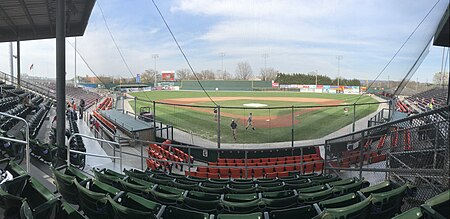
[0,0,448,83]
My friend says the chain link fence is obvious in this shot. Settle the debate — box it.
[325,105,449,209]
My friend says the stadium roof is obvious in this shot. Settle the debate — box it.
[0,0,95,43]
[433,4,449,47]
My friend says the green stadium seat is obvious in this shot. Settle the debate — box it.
[89,179,121,197]
[19,197,59,219]
[360,180,395,197]
[328,177,357,186]
[1,159,27,177]
[161,205,210,219]
[311,175,341,184]
[370,184,410,218]
[224,193,259,202]
[51,166,81,204]
[93,168,121,187]
[65,166,90,182]
[285,181,319,190]
[298,188,334,204]
[123,168,150,179]
[217,212,264,219]
[228,186,257,194]
[187,191,221,201]
[262,194,299,210]
[126,176,155,187]
[270,205,319,219]
[421,190,449,219]
[391,207,424,219]
[107,194,159,219]
[318,192,364,209]
[55,201,88,219]
[298,184,328,193]
[317,195,372,219]
[171,180,199,190]
[74,180,112,219]
[332,180,369,196]
[219,199,263,214]
[258,183,285,192]
[182,196,220,214]
[261,190,296,199]
[118,179,152,196]
[149,185,185,205]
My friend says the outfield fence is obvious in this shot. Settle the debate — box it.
[124,94,388,145]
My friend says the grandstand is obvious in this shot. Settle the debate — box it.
[0,1,449,219]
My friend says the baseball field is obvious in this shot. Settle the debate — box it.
[130,91,380,143]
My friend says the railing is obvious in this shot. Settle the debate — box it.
[67,133,122,171]
[0,112,30,172]
[0,70,56,101]
[324,105,449,207]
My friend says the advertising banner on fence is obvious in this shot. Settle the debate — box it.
[280,84,360,94]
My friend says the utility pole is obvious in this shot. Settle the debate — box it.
[315,70,318,86]
[9,42,13,83]
[262,53,269,81]
[219,52,225,78]
[152,54,159,88]
[336,55,343,86]
[74,37,77,87]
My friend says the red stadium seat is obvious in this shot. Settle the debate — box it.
[230,168,241,178]
[253,168,264,179]
[197,172,208,178]
[218,158,226,163]
[275,166,285,172]
[264,167,274,174]
[314,161,324,172]
[208,162,217,166]
[303,163,314,174]
[277,171,289,178]
[266,172,277,178]
[285,165,295,172]
[197,166,208,172]
[209,167,219,173]
[219,168,230,178]
[243,169,252,179]
[261,158,269,163]
[269,158,278,163]
[208,172,220,179]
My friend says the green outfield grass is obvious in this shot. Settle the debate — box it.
[130,91,380,143]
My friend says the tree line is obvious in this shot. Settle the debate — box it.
[275,73,361,86]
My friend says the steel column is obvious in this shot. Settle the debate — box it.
[16,40,20,86]
[56,0,66,164]
[217,106,221,149]
[291,106,294,147]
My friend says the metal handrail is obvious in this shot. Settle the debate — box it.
[67,133,122,171]
[0,112,30,173]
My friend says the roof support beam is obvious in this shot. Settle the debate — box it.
[56,0,67,166]
[18,0,38,35]
[44,0,54,35]
[0,5,18,35]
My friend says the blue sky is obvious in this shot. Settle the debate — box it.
[0,0,448,83]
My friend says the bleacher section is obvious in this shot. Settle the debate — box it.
[29,163,447,219]
[404,88,448,112]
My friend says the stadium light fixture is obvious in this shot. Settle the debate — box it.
[336,55,343,86]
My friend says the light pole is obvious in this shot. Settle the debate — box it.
[315,70,318,86]
[262,53,269,80]
[336,55,343,86]
[219,52,225,78]
[152,54,159,88]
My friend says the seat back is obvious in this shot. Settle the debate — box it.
[162,206,210,219]
[74,180,111,219]
[319,196,372,219]
[51,167,78,204]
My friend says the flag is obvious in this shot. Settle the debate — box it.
[29,64,34,71]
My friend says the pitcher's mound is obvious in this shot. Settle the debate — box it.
[243,103,268,107]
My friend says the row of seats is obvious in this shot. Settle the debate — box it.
[0,96,19,112]
[0,104,31,130]
[191,162,324,179]
[50,166,422,219]
[97,97,113,111]
[0,159,85,219]
[29,101,52,139]
[216,154,321,165]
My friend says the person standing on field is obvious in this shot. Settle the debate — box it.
[230,120,238,140]
[246,113,255,130]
